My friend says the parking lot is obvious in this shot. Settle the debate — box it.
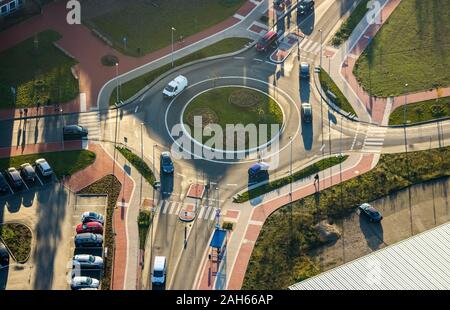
[312,177,450,271]
[69,195,107,288]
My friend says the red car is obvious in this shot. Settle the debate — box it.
[76,222,103,234]
[256,31,278,52]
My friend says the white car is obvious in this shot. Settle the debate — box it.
[163,75,188,98]
[35,158,53,177]
[71,276,100,290]
[72,255,104,269]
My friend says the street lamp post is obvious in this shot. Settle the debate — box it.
[140,123,144,204]
[171,27,176,68]
[115,62,119,104]
[289,136,293,198]
[403,83,409,154]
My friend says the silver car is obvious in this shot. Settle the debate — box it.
[71,276,100,290]
[72,255,104,269]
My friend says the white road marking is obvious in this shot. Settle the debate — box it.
[265,60,277,66]
[253,58,263,62]
[80,93,87,112]
[135,106,139,113]
[350,123,360,151]
[175,202,183,215]
[203,207,212,220]
[233,56,245,60]
[210,208,217,221]
[162,203,169,214]
[198,206,206,219]
[169,202,177,215]
[226,183,238,187]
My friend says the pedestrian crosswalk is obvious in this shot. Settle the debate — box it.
[362,126,387,153]
[78,111,101,142]
[299,38,322,55]
[158,200,220,221]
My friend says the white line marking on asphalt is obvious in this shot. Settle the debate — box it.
[198,207,206,219]
[134,106,139,113]
[350,123,360,151]
[162,203,169,214]
[264,60,277,66]
[169,202,177,214]
[253,58,263,62]
[226,183,238,187]
[320,144,326,152]
[175,202,182,215]
[80,93,87,112]
[203,207,212,220]
[364,141,384,146]
[210,208,217,221]
[233,56,245,60]
[176,173,186,178]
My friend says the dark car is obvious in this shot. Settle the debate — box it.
[298,0,315,15]
[160,152,174,174]
[5,167,23,189]
[301,102,312,123]
[74,233,103,248]
[359,203,383,222]
[63,125,88,140]
[76,222,103,234]
[256,31,278,52]
[81,212,104,225]
[0,173,10,193]
[300,62,310,79]
[0,242,9,267]
[20,163,36,182]
[248,162,270,184]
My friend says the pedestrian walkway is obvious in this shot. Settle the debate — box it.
[157,200,220,222]
[78,111,101,143]
[361,126,387,154]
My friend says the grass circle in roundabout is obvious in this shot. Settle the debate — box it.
[182,86,284,151]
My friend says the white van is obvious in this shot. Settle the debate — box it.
[151,256,167,287]
[162,75,188,98]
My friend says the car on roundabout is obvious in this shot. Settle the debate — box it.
[163,75,188,98]
[301,102,312,123]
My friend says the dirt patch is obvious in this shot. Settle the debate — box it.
[186,107,219,128]
[228,89,260,108]
[0,223,32,263]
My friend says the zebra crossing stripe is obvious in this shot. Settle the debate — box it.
[175,202,183,215]
[169,202,177,214]
[203,207,213,220]
[198,207,206,219]
[302,40,314,51]
[311,42,321,54]
[210,208,217,221]
[162,203,169,214]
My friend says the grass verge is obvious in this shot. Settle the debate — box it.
[85,0,246,56]
[0,30,79,109]
[331,0,370,47]
[0,150,96,178]
[78,175,121,290]
[389,96,450,125]
[110,37,252,105]
[234,155,348,203]
[319,68,356,115]
[116,146,155,186]
[353,0,450,96]
[138,211,151,250]
[243,146,450,289]
[0,223,32,263]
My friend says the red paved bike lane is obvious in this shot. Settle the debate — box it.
[0,1,256,120]
[197,154,375,290]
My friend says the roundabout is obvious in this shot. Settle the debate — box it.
[164,76,301,164]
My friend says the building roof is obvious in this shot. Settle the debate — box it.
[289,222,450,290]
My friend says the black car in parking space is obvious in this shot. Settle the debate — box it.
[74,233,103,248]
[5,167,23,189]
[298,0,315,15]
[63,125,88,140]
[0,173,10,193]
[20,163,37,182]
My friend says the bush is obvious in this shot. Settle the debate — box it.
[116,146,156,186]
[431,104,445,117]
[222,222,234,231]
[138,211,152,250]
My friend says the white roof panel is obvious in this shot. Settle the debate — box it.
[290,222,450,290]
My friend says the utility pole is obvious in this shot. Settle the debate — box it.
[289,136,293,199]
[171,27,176,68]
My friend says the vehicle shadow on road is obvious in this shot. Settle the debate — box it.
[359,214,384,251]
[0,265,8,290]
[297,9,315,36]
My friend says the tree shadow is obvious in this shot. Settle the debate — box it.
[359,213,384,251]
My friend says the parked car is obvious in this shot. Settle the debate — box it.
[63,125,88,140]
[256,30,278,52]
[72,255,104,269]
[0,242,9,267]
[163,75,188,98]
[151,256,167,288]
[81,212,104,225]
[301,102,312,123]
[300,62,310,79]
[74,233,103,248]
[160,152,174,174]
[76,222,103,234]
[35,158,53,177]
[5,167,23,189]
[71,276,100,290]
[297,0,315,15]
[248,162,270,185]
[20,163,36,182]
[0,173,10,193]
[359,203,383,222]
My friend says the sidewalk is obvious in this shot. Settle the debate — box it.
[196,153,377,290]
[326,0,450,125]
[0,0,264,120]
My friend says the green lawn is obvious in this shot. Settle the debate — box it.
[138,210,151,250]
[319,68,357,115]
[116,146,156,186]
[183,87,283,148]
[331,0,370,47]
[243,146,450,289]
[0,150,96,178]
[0,223,32,263]
[389,96,450,125]
[234,155,348,203]
[0,30,79,109]
[85,0,246,57]
[353,0,450,97]
[110,37,252,105]
[78,175,121,290]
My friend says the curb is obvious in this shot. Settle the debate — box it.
[112,40,256,110]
